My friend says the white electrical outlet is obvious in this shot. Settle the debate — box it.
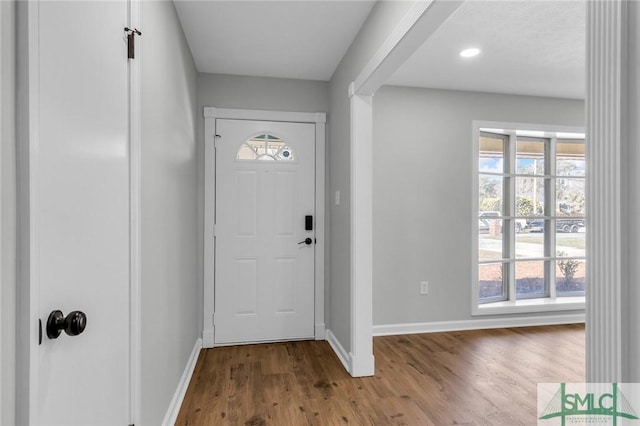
[420,281,429,295]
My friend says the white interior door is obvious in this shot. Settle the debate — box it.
[215,119,315,344]
[30,1,132,424]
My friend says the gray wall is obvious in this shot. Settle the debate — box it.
[1,1,16,424]
[327,1,413,353]
[198,73,329,113]
[140,2,199,424]
[372,86,585,326]
[196,73,329,328]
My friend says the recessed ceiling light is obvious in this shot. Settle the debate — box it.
[460,48,481,58]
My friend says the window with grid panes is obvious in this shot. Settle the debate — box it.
[477,129,585,306]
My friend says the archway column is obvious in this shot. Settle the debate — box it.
[347,0,463,377]
[349,89,374,377]
[586,0,639,382]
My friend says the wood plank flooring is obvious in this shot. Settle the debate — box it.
[176,324,585,425]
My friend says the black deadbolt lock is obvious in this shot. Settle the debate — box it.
[46,310,87,339]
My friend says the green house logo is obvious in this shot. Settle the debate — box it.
[539,383,639,425]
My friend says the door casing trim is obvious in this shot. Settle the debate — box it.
[202,107,326,348]
[128,0,141,424]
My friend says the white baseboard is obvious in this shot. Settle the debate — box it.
[162,338,202,426]
[373,314,585,336]
[325,329,350,374]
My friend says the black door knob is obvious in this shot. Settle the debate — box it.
[46,310,87,339]
[298,237,313,245]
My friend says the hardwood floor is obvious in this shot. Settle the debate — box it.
[176,324,585,425]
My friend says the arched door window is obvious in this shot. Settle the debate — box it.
[236,134,295,161]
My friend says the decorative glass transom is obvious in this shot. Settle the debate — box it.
[237,134,295,161]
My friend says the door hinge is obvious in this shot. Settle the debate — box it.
[124,27,142,59]
[213,224,216,237]
[212,312,216,326]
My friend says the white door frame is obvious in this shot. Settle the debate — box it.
[128,0,142,423]
[16,0,141,423]
[202,107,326,348]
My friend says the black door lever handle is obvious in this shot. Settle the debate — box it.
[298,237,313,245]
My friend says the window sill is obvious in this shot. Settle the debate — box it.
[473,296,585,316]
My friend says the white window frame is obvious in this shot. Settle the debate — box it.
[472,121,586,316]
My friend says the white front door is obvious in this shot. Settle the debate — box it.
[215,119,316,344]
[27,1,132,424]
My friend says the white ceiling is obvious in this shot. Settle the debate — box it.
[387,1,586,99]
[173,0,376,81]
[174,0,585,100]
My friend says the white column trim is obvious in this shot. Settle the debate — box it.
[346,0,464,378]
[202,107,327,348]
[586,0,627,382]
[349,94,374,377]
